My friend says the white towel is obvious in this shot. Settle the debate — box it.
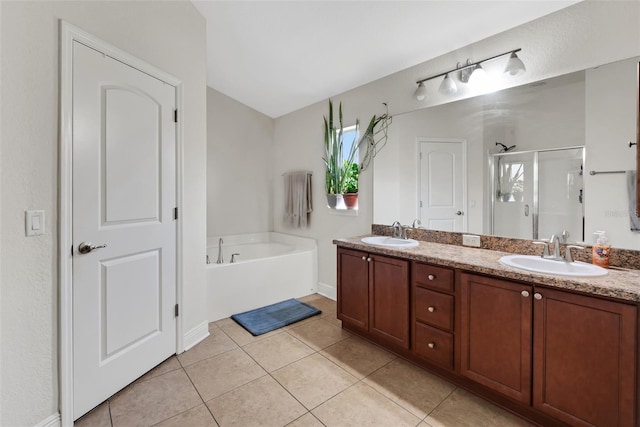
[284,171,312,228]
[627,170,640,232]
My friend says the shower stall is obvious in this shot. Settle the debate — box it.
[490,146,584,241]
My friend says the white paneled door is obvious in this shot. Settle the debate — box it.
[419,140,467,232]
[72,41,177,419]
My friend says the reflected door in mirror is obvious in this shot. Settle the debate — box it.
[419,139,467,232]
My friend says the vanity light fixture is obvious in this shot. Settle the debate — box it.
[504,51,526,76]
[413,82,428,101]
[414,48,524,101]
[439,73,457,95]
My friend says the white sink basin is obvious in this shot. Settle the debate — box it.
[361,236,420,248]
[500,255,608,277]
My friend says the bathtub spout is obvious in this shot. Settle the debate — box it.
[217,238,224,264]
[230,253,240,263]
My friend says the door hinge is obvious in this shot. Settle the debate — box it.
[173,109,178,123]
[420,152,423,160]
[175,304,179,317]
[174,207,178,220]
[420,201,423,208]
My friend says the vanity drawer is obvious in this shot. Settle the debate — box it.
[413,263,454,293]
[415,287,454,332]
[414,322,454,370]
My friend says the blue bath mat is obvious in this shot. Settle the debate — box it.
[231,299,321,336]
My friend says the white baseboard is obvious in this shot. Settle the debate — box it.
[183,321,210,352]
[317,282,336,300]
[35,413,61,427]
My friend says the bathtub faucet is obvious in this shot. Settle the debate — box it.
[217,238,224,264]
[230,253,240,263]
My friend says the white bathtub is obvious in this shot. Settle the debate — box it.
[206,232,318,321]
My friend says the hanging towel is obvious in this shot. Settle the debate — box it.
[284,171,312,228]
[626,170,640,232]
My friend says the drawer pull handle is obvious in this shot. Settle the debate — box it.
[428,342,436,349]
[428,306,435,313]
[534,293,542,300]
[521,290,530,298]
[428,274,435,280]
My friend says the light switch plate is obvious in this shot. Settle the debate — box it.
[25,210,45,237]
[462,234,481,247]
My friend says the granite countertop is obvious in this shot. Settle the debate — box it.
[334,235,640,303]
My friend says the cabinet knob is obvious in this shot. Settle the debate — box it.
[427,306,435,313]
[521,290,530,298]
[534,293,542,300]
[427,342,436,349]
[362,256,366,260]
[367,257,372,262]
[428,274,435,281]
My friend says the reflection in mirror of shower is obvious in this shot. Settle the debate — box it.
[491,147,584,242]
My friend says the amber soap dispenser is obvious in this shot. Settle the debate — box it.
[592,231,610,268]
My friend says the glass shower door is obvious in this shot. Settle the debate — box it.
[493,152,534,239]
[537,148,584,242]
[491,147,585,241]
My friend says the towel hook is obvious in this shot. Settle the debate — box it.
[629,141,637,147]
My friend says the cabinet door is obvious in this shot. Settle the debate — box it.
[460,273,532,404]
[369,254,410,348]
[533,287,637,427]
[337,248,369,332]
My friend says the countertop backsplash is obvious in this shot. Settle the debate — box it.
[371,224,640,271]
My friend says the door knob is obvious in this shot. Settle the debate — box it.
[78,241,108,254]
[455,211,464,216]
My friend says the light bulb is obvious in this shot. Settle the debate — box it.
[439,73,457,95]
[504,52,526,76]
[414,82,427,101]
[468,64,487,86]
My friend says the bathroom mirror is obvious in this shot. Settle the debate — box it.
[637,61,640,217]
[373,56,640,250]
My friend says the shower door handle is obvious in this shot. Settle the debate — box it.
[524,204,529,216]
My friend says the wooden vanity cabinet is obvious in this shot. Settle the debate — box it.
[460,272,637,427]
[532,286,637,427]
[460,273,532,404]
[337,248,410,349]
[412,263,456,370]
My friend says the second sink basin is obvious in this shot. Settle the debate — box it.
[361,236,420,248]
[500,255,608,277]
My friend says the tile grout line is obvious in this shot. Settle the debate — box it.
[422,385,458,422]
[178,360,223,426]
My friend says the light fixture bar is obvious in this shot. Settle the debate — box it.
[416,48,522,85]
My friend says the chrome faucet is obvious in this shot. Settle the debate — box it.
[533,239,551,258]
[564,244,585,263]
[549,234,561,259]
[392,221,407,239]
[230,253,240,263]
[216,238,224,264]
[412,218,422,229]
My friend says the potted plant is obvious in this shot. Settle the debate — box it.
[323,100,391,209]
[343,162,359,209]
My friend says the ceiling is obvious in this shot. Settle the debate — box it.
[191,1,580,118]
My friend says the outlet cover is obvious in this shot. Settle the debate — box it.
[462,234,481,247]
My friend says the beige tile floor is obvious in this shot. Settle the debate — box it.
[75,294,533,427]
